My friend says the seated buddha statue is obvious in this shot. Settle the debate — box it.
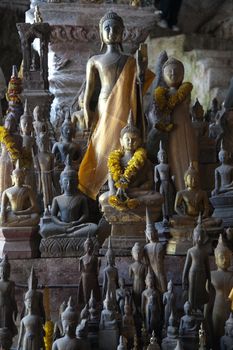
[179,301,198,338]
[171,162,221,228]
[0,161,39,227]
[40,156,97,238]
[211,142,233,196]
[99,114,163,211]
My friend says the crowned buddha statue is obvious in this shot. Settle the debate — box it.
[0,161,39,227]
[40,156,97,239]
[205,235,233,349]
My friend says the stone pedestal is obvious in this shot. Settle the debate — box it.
[39,236,99,257]
[0,226,40,259]
[180,336,198,350]
[210,195,233,228]
[99,329,119,350]
[162,337,178,350]
[100,203,162,255]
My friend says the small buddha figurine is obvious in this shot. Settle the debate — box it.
[53,301,66,340]
[35,131,56,210]
[154,141,175,224]
[163,280,176,329]
[206,235,233,344]
[116,277,130,316]
[0,255,18,337]
[182,217,211,311]
[147,331,161,350]
[211,142,233,196]
[40,156,97,238]
[207,97,219,123]
[88,290,99,322]
[191,99,205,122]
[141,269,162,336]
[100,114,162,211]
[0,162,40,227]
[129,242,147,313]
[144,208,167,293]
[33,105,48,138]
[52,297,82,350]
[220,312,233,350]
[102,237,119,306]
[171,162,221,228]
[117,336,127,350]
[166,310,178,340]
[71,89,88,133]
[199,323,207,350]
[17,290,45,350]
[78,235,101,305]
[179,301,197,337]
[52,113,82,169]
[122,296,135,349]
[99,291,118,330]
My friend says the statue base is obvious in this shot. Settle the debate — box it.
[166,225,222,255]
[210,195,233,227]
[39,236,99,257]
[161,337,178,350]
[0,226,40,259]
[180,336,198,350]
[100,203,161,255]
[99,329,119,350]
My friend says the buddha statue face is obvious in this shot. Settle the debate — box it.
[215,251,231,271]
[185,173,198,190]
[184,301,191,315]
[62,319,76,336]
[120,131,141,153]
[146,275,154,289]
[118,277,125,289]
[11,170,25,187]
[101,18,124,46]
[61,123,74,141]
[158,150,167,164]
[20,119,32,135]
[60,174,77,195]
[4,114,17,133]
[163,60,184,89]
[218,149,229,164]
[84,239,94,255]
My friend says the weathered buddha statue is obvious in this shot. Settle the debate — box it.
[162,310,179,350]
[78,235,101,305]
[144,208,167,293]
[154,141,175,224]
[79,11,154,200]
[182,218,211,312]
[122,296,135,349]
[99,290,118,331]
[220,313,233,350]
[147,332,161,350]
[116,277,130,317]
[53,301,66,340]
[129,242,147,313]
[102,237,119,306]
[0,162,40,227]
[0,255,18,337]
[179,301,197,337]
[17,290,45,350]
[71,89,88,133]
[52,297,82,350]
[171,163,221,228]
[191,99,208,138]
[100,115,162,211]
[205,235,233,346]
[163,280,176,329]
[0,112,22,199]
[211,143,233,196]
[40,156,97,238]
[52,113,82,169]
[33,105,48,138]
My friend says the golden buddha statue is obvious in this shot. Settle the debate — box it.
[78,11,154,199]
[171,163,221,228]
[0,162,39,227]
[99,114,162,211]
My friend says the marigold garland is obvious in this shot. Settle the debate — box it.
[154,82,193,116]
[107,147,147,210]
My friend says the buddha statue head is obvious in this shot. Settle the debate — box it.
[167,279,173,292]
[117,336,126,350]
[193,214,206,246]
[225,312,233,337]
[214,234,232,271]
[218,141,229,164]
[83,235,94,255]
[120,112,142,153]
[20,100,33,135]
[183,301,192,315]
[105,236,115,266]
[131,242,143,262]
[157,141,167,164]
[11,161,25,187]
[162,57,184,89]
[61,112,75,142]
[61,297,78,336]
[24,289,37,314]
[145,207,159,243]
[184,162,199,190]
[191,98,204,121]
[60,155,78,195]
[0,255,10,281]
[118,277,125,289]
[145,268,155,289]
[99,11,124,51]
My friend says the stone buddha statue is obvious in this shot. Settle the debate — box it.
[52,297,82,350]
[182,218,211,312]
[129,242,147,313]
[179,301,198,337]
[17,290,45,350]
[39,156,97,238]
[99,114,162,211]
[220,313,233,350]
[206,235,233,346]
[0,255,18,337]
[0,162,40,227]
[71,89,88,133]
[99,291,118,331]
[53,301,66,340]
[144,208,167,293]
[147,332,161,350]
[116,277,130,317]
[163,280,176,329]
[122,296,135,349]
[171,162,221,228]
[167,310,178,339]
[33,105,48,138]
[211,143,233,196]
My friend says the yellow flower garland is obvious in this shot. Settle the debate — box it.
[108,147,147,211]
[154,82,193,116]
[0,126,32,168]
